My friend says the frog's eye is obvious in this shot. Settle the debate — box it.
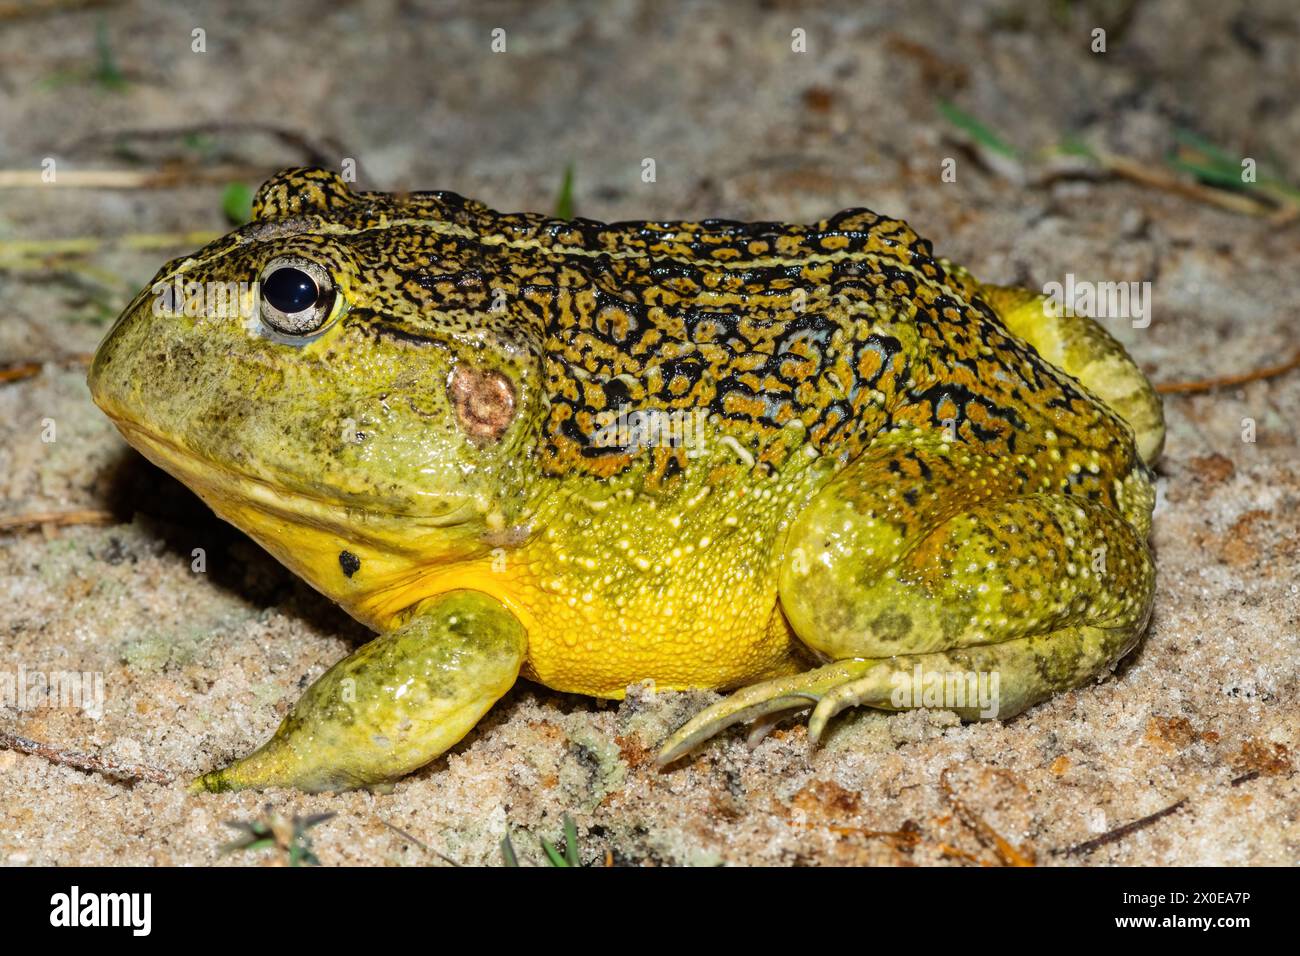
[258,258,336,336]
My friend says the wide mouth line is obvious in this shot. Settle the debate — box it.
[105,414,477,529]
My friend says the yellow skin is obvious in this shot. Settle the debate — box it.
[88,168,1163,791]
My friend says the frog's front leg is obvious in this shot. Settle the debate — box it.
[658,429,1155,765]
[193,589,526,793]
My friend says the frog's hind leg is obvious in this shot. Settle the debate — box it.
[657,430,1155,765]
[947,266,1165,465]
[656,622,1144,765]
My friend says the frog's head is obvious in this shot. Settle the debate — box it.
[89,168,545,621]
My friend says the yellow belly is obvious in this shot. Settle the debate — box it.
[515,585,801,698]
[367,553,802,698]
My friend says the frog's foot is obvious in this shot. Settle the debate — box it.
[191,589,526,793]
[658,616,1147,766]
[662,428,1157,766]
[656,659,881,766]
[657,650,1003,766]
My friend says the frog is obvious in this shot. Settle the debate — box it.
[88,167,1164,792]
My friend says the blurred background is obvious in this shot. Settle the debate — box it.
[0,0,1296,866]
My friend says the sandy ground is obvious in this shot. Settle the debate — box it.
[0,0,1296,866]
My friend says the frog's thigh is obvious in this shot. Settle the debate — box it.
[784,480,1151,707]
[193,590,526,793]
[780,474,1154,664]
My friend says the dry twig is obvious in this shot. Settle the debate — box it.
[1156,347,1300,395]
[0,165,269,190]
[1090,148,1274,218]
[0,353,93,386]
[0,509,115,533]
[1059,798,1188,857]
[0,731,174,785]
[939,768,1036,867]
[65,121,348,170]
[0,361,42,385]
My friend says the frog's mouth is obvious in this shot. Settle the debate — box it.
[106,417,478,537]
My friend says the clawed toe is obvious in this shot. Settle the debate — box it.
[656,659,885,766]
[655,691,817,767]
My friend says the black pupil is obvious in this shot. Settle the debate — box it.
[263,267,318,314]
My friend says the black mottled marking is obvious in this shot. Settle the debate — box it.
[339,550,361,577]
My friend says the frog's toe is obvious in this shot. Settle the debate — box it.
[806,668,894,745]
[655,691,810,768]
[656,660,878,766]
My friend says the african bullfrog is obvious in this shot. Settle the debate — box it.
[88,167,1164,792]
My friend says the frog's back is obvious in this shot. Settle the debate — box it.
[447,200,1142,491]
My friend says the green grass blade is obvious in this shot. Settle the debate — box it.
[540,837,570,868]
[93,18,127,91]
[562,814,579,867]
[500,834,520,867]
[937,100,1019,158]
[553,165,575,220]
[222,183,255,225]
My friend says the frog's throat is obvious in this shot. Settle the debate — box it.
[104,416,508,631]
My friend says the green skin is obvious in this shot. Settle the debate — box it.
[88,168,1163,792]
